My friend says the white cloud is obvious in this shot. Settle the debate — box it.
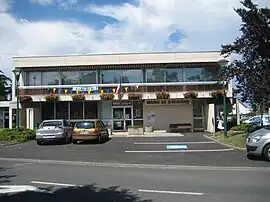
[30,0,54,6]
[0,0,269,77]
[30,0,78,9]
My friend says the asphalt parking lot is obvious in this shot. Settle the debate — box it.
[0,133,269,167]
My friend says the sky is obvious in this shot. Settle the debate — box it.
[0,0,269,77]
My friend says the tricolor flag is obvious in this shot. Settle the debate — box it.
[115,70,122,95]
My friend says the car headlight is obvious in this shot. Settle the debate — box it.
[251,136,261,143]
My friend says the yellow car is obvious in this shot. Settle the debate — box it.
[72,119,109,144]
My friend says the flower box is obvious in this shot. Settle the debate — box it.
[18,95,33,103]
[72,94,85,101]
[100,93,115,100]
[183,91,198,99]
[156,90,170,99]
[128,92,142,100]
[45,94,60,103]
[210,90,226,104]
[128,125,144,135]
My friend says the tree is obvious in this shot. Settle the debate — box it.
[221,0,270,109]
[0,70,12,101]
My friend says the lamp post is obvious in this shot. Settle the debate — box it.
[218,59,229,137]
[12,68,22,131]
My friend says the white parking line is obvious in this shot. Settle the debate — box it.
[125,148,234,153]
[31,181,81,187]
[138,189,204,196]
[0,185,51,194]
[134,141,215,145]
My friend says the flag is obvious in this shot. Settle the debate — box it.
[115,71,122,95]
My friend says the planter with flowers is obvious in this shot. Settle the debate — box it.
[183,91,198,99]
[128,92,142,100]
[210,89,226,104]
[100,93,115,101]
[45,93,60,103]
[18,95,33,103]
[72,94,85,101]
[156,90,170,99]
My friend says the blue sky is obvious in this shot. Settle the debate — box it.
[0,0,269,76]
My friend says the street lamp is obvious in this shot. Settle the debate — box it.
[218,59,229,137]
[12,68,22,131]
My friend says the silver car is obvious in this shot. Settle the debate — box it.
[246,127,270,161]
[36,119,73,145]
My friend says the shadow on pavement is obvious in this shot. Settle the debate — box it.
[0,183,152,202]
[246,154,267,162]
[0,167,16,184]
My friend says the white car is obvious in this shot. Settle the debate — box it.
[244,115,270,126]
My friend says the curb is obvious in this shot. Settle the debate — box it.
[203,135,246,151]
[110,134,184,138]
[0,142,19,147]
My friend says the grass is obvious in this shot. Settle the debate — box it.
[0,128,35,145]
[208,132,247,149]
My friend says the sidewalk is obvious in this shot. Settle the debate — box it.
[110,131,184,137]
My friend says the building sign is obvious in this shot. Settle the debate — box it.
[72,86,98,92]
[145,99,190,105]
[112,101,132,106]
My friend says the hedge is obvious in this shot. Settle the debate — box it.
[0,128,35,144]
[231,123,262,133]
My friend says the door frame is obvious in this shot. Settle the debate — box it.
[112,106,133,131]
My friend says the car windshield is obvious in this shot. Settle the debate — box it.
[41,121,62,127]
[75,121,95,129]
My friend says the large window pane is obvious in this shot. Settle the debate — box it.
[56,102,68,119]
[165,68,183,82]
[25,72,42,86]
[60,72,80,85]
[42,72,60,85]
[84,102,98,119]
[185,67,218,81]
[133,101,143,119]
[79,71,97,84]
[101,70,120,84]
[193,100,205,117]
[146,68,165,83]
[100,101,112,119]
[122,69,142,83]
[41,103,54,120]
[70,102,83,119]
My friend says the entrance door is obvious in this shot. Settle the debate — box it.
[112,106,133,131]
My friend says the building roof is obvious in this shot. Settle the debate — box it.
[13,51,229,69]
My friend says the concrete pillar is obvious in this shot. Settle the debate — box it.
[207,103,215,133]
[236,99,241,125]
[26,108,34,129]
[9,107,13,129]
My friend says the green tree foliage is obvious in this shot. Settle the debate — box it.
[0,70,12,101]
[221,0,270,107]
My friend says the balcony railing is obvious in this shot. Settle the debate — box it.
[19,82,225,96]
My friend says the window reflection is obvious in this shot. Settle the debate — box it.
[60,71,97,85]
[146,68,165,83]
[101,70,120,84]
[122,69,142,83]
[165,68,183,82]
[42,72,60,85]
[25,72,42,86]
[185,68,218,81]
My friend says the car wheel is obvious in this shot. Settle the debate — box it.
[262,144,270,161]
[37,140,42,145]
[97,135,102,144]
[72,139,77,144]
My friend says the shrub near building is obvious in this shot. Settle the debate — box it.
[0,128,35,145]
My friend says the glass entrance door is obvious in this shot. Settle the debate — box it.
[112,106,133,131]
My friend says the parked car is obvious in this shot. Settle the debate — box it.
[36,119,73,145]
[244,115,270,126]
[72,119,109,144]
[246,126,270,161]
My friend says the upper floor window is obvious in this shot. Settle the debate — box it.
[101,69,142,84]
[185,67,218,81]
[60,71,97,85]
[165,68,184,82]
[146,68,165,83]
[25,72,42,86]
[42,72,60,85]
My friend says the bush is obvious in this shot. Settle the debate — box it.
[0,128,35,144]
[231,123,262,133]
